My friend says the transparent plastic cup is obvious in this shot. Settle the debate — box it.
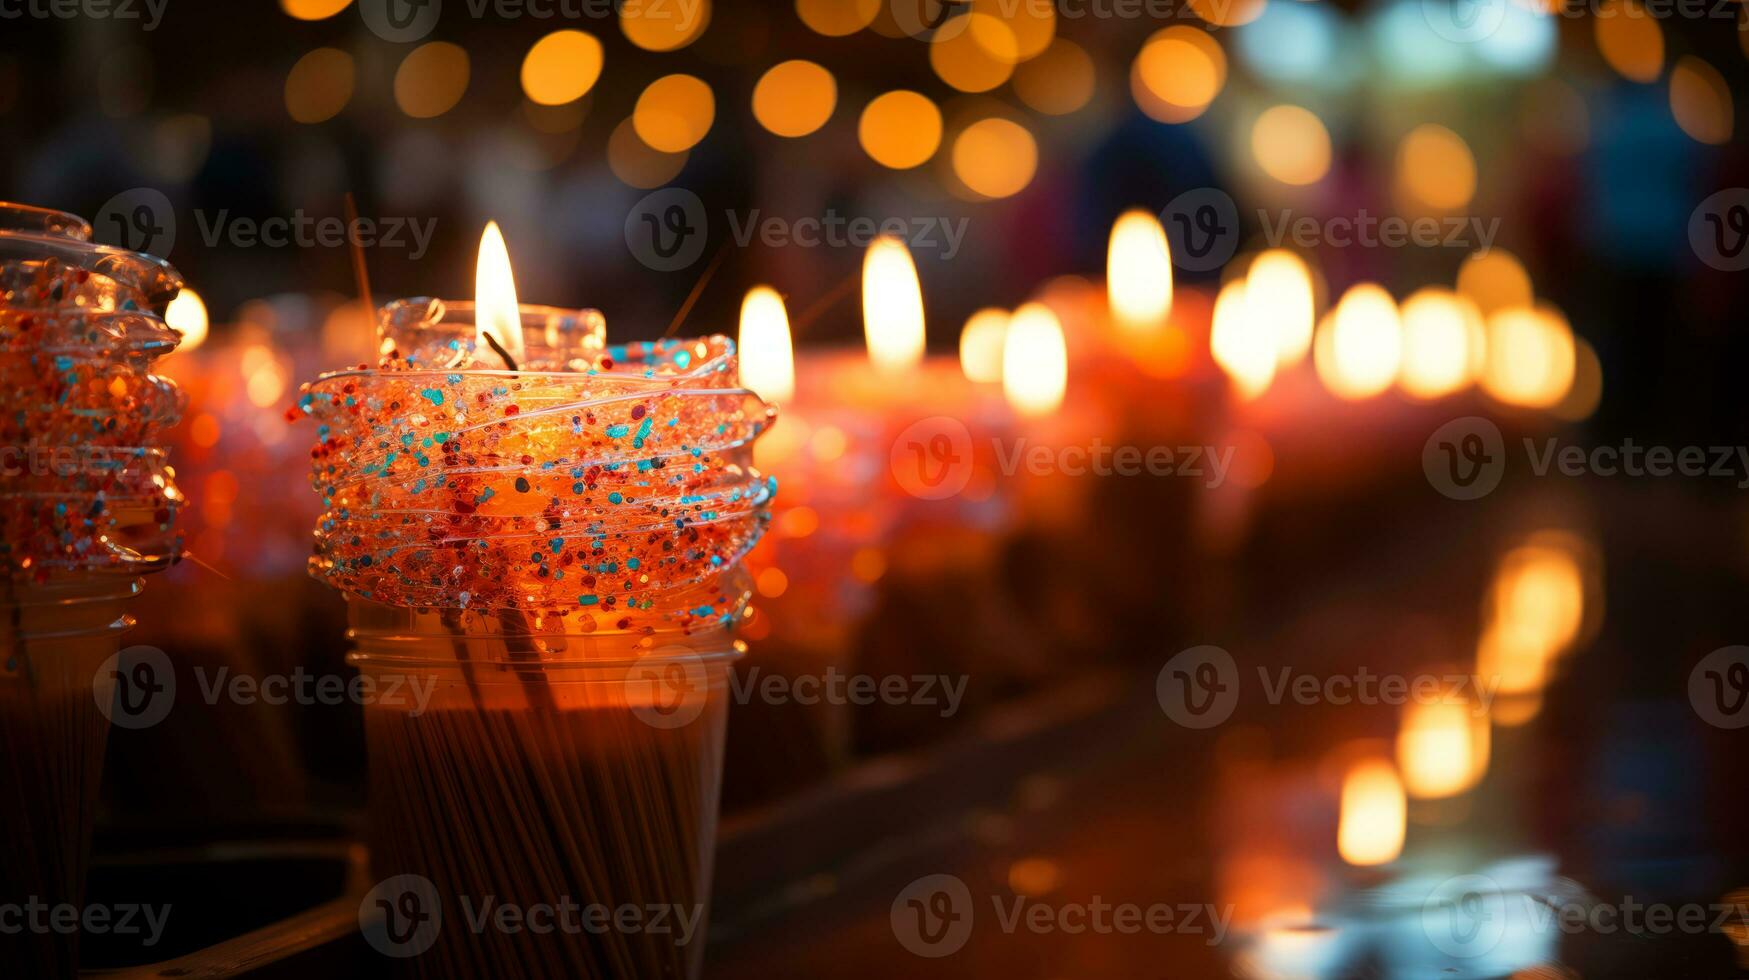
[347,598,739,979]
[0,574,140,979]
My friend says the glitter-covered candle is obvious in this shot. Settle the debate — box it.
[0,202,187,980]
[296,226,773,977]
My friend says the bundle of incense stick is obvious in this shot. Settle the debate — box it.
[301,306,773,976]
[355,604,732,978]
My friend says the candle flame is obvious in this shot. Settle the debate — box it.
[1107,209,1173,335]
[1002,302,1068,417]
[165,288,209,353]
[1210,278,1277,400]
[959,307,1009,383]
[861,236,926,373]
[1337,760,1405,866]
[1315,283,1401,400]
[1244,250,1314,366]
[1397,700,1490,799]
[738,285,795,404]
[475,221,525,367]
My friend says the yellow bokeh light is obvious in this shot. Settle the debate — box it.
[1455,248,1533,317]
[634,74,716,153]
[1002,302,1068,417]
[621,0,710,51]
[1396,124,1476,213]
[607,117,689,189]
[521,31,604,106]
[1397,701,1489,800]
[281,0,350,19]
[1315,283,1401,400]
[1398,287,1485,399]
[858,91,942,169]
[930,12,1018,93]
[1595,0,1664,83]
[974,0,1055,59]
[1013,38,1095,116]
[165,288,209,352]
[1252,105,1331,186]
[394,42,470,120]
[1244,249,1314,367]
[1551,336,1604,422]
[284,48,354,124]
[1107,210,1173,336]
[752,60,837,138]
[1337,760,1405,867]
[1481,306,1576,409]
[1670,55,1734,145]
[796,0,880,35]
[960,307,1009,384]
[952,117,1037,199]
[1211,279,1277,400]
[1132,27,1226,124]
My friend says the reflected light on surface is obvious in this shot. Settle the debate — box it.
[862,236,926,373]
[738,286,795,404]
[1244,250,1314,366]
[1481,306,1576,409]
[1338,760,1405,866]
[1252,105,1332,186]
[1211,279,1277,400]
[1315,284,1401,400]
[959,307,1009,383]
[165,288,208,352]
[1106,210,1173,335]
[1398,287,1484,399]
[1002,302,1068,417]
[1397,700,1489,798]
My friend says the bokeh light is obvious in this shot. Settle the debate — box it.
[858,91,942,169]
[284,48,353,124]
[1337,760,1405,866]
[1244,250,1315,366]
[974,0,1055,59]
[621,0,710,51]
[521,31,604,106]
[929,13,1018,93]
[1013,38,1094,115]
[796,0,879,36]
[1315,283,1401,400]
[1397,287,1484,399]
[1396,124,1476,212]
[752,60,836,137]
[281,0,349,19]
[1002,302,1068,417]
[394,42,470,119]
[1456,248,1533,317]
[952,117,1038,199]
[1482,306,1576,409]
[1211,279,1277,400]
[1107,210,1173,336]
[1252,105,1331,186]
[1238,0,1340,85]
[960,307,1009,384]
[607,117,689,188]
[1594,0,1664,83]
[1132,27,1227,124]
[634,74,716,153]
[1669,56,1733,145]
